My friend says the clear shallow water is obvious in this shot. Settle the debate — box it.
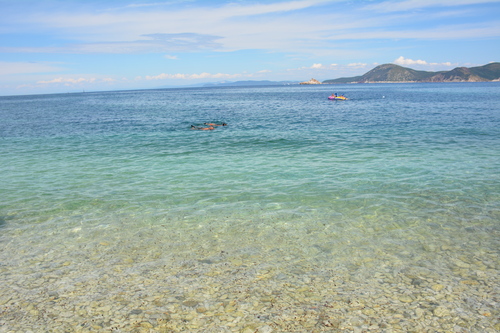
[0,83,499,332]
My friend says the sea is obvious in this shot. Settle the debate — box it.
[0,83,499,332]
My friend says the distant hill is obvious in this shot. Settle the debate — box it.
[323,62,500,84]
[203,80,299,87]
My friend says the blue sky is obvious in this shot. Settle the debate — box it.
[1,0,499,95]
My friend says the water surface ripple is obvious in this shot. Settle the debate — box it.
[0,83,499,332]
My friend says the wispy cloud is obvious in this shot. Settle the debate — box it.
[0,33,222,54]
[363,0,500,12]
[347,63,368,68]
[322,21,500,41]
[3,0,499,57]
[393,56,453,67]
[143,72,243,80]
[37,77,116,85]
[290,62,371,72]
[391,56,462,71]
[0,62,64,75]
[122,1,195,9]
[217,0,335,17]
[1,0,346,56]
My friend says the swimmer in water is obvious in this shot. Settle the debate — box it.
[191,125,215,130]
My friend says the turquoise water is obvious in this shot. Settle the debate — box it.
[1,83,499,331]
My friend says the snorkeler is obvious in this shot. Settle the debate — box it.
[191,125,215,130]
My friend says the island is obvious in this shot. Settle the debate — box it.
[300,78,322,85]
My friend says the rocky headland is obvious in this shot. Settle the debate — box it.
[323,62,500,84]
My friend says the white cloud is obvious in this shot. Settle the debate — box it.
[347,63,368,68]
[295,63,327,70]
[0,61,64,75]
[393,56,453,67]
[393,56,428,66]
[164,54,178,60]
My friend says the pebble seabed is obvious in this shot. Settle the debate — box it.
[0,209,499,333]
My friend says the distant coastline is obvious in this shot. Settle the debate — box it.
[322,62,500,84]
[156,62,500,89]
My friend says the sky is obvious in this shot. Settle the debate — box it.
[0,0,499,96]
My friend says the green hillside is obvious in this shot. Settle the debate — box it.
[323,62,500,83]
[469,62,500,80]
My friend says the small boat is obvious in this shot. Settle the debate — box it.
[328,95,348,100]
